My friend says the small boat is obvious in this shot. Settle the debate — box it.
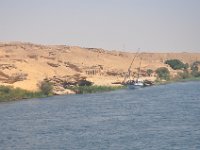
[126,79,144,89]
[126,79,154,89]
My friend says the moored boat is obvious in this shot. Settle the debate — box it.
[122,51,154,89]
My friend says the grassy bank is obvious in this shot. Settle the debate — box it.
[67,85,125,94]
[0,85,125,102]
[174,77,200,82]
[0,85,47,102]
[155,77,200,85]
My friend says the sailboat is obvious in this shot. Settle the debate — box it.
[127,58,144,89]
[123,51,145,89]
[123,52,154,89]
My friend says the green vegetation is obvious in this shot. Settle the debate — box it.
[0,80,54,102]
[191,70,200,77]
[155,60,200,84]
[146,69,153,76]
[165,59,188,70]
[176,69,191,79]
[171,60,200,80]
[67,85,125,94]
[38,80,53,95]
[175,76,200,82]
[0,84,124,102]
[0,85,45,102]
[191,61,200,77]
[155,67,170,80]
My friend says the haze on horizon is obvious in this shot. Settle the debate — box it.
[0,0,200,52]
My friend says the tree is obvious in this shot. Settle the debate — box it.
[156,67,170,80]
[146,69,153,77]
[165,59,187,70]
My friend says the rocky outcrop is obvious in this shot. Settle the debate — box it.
[52,86,75,95]
[45,74,91,87]
[44,74,92,95]
[0,72,28,84]
[47,62,60,67]
[0,64,17,70]
[64,62,82,72]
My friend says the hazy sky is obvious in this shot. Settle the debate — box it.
[0,0,200,52]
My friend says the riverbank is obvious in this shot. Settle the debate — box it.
[175,77,200,82]
[67,85,125,94]
[0,85,49,102]
[1,77,199,102]
[155,77,200,85]
[0,85,125,102]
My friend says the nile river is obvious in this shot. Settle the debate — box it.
[0,81,200,150]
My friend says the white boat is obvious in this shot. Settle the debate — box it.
[126,79,144,89]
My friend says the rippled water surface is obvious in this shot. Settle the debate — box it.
[0,81,200,150]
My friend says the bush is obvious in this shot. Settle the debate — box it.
[191,61,200,67]
[0,86,11,93]
[191,61,200,77]
[177,70,190,79]
[165,59,188,70]
[155,67,170,80]
[146,69,153,76]
[0,85,44,102]
[191,70,200,77]
[38,80,53,95]
[191,65,198,72]
[78,80,93,86]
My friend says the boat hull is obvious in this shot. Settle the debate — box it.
[127,84,144,89]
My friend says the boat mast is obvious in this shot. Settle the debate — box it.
[137,57,142,80]
[123,49,140,83]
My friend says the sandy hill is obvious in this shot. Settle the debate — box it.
[0,42,200,91]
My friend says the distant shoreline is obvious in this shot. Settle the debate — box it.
[155,77,200,86]
[0,42,200,102]
[1,78,200,102]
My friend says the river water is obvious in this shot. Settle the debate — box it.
[0,81,200,150]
